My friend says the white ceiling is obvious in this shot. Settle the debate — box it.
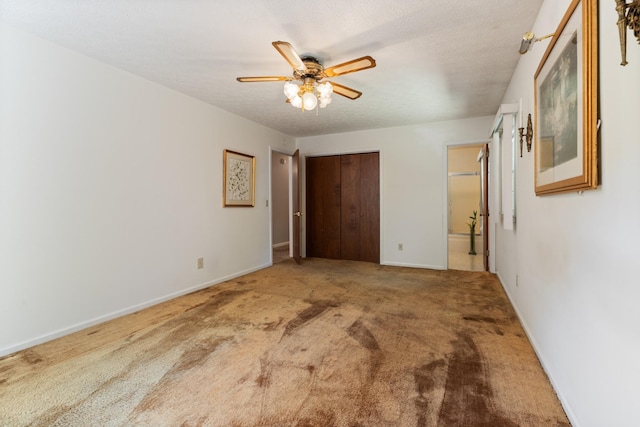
[0,0,544,137]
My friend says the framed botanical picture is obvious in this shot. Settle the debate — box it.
[534,0,598,195]
[223,149,255,207]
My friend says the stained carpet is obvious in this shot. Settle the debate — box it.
[0,258,570,426]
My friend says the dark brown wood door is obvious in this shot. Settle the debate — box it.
[306,155,341,259]
[292,150,301,265]
[358,152,380,263]
[306,152,379,263]
[340,153,380,262]
[340,154,361,261]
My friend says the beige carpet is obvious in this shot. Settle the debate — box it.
[0,258,569,426]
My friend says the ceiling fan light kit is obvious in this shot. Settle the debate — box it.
[284,79,333,111]
[237,41,375,112]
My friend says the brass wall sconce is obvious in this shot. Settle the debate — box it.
[615,0,640,66]
[518,114,533,157]
[518,32,554,54]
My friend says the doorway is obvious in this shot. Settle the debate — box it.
[447,144,486,271]
[271,151,292,263]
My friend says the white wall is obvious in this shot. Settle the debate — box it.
[0,23,295,356]
[297,116,493,269]
[495,1,640,426]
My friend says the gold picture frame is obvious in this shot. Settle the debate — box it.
[534,0,598,195]
[223,149,255,207]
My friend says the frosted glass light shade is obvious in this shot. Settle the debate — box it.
[291,95,302,108]
[317,82,333,96]
[319,97,332,108]
[284,82,299,99]
[302,92,317,110]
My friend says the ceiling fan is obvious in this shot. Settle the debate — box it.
[236,41,376,110]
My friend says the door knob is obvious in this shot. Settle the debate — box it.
[293,211,303,217]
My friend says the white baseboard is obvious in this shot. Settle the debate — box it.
[382,261,446,270]
[272,241,290,249]
[0,262,271,358]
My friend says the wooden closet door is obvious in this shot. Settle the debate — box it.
[358,152,380,263]
[340,154,361,261]
[341,153,380,263]
[306,155,341,259]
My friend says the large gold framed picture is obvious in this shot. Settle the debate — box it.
[223,149,255,207]
[534,0,598,195]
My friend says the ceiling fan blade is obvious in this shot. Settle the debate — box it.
[272,41,306,71]
[236,76,289,82]
[323,56,376,77]
[330,82,362,100]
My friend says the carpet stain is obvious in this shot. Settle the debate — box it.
[347,319,384,382]
[295,409,337,427]
[21,350,43,364]
[438,332,518,426]
[25,404,74,426]
[183,301,206,312]
[256,357,271,388]
[414,359,446,427]
[282,300,338,338]
[346,319,386,421]
[202,289,248,313]
[235,279,257,285]
[180,416,208,427]
[415,360,445,395]
[463,315,498,324]
[171,336,232,373]
[347,319,381,354]
[132,336,232,415]
[120,288,246,353]
[262,317,284,331]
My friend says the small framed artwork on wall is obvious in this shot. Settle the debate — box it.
[223,149,255,207]
[534,0,598,195]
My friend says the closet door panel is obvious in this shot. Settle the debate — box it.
[359,152,380,263]
[340,154,361,261]
[306,156,341,259]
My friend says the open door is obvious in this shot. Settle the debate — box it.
[481,144,490,272]
[292,150,302,264]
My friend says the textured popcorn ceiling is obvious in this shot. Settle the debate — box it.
[1,0,544,137]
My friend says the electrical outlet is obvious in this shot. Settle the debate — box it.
[516,275,519,287]
[197,258,204,269]
[398,243,403,251]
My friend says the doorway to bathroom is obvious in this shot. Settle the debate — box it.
[447,144,487,271]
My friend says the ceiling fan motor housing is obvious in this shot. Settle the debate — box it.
[294,57,325,81]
